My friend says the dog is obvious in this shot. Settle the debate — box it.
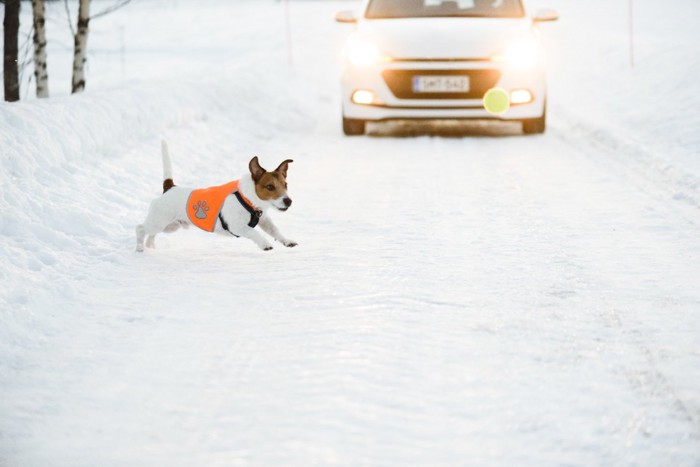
[136,141,297,252]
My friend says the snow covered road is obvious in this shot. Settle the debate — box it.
[2,1,699,465]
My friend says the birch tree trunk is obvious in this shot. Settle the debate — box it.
[3,0,21,102]
[71,0,91,94]
[32,0,50,98]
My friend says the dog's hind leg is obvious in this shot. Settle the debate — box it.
[163,221,183,233]
[146,220,181,249]
[145,234,157,249]
[136,222,162,251]
[136,224,147,252]
[136,204,177,252]
[140,217,172,250]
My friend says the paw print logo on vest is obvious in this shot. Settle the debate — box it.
[193,200,209,219]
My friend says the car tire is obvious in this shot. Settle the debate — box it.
[522,107,546,135]
[343,117,366,136]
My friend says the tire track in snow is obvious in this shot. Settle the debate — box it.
[553,106,700,215]
[548,110,700,445]
[595,306,700,442]
[491,125,700,457]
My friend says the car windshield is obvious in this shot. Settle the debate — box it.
[365,0,525,19]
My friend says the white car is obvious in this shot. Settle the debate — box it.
[336,0,558,135]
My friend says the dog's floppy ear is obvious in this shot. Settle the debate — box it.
[275,159,294,178]
[249,156,266,183]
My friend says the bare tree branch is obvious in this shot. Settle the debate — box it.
[18,25,35,79]
[91,0,133,20]
[64,0,76,37]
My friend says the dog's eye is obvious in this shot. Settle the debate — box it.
[266,184,275,191]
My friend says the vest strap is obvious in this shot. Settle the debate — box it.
[218,213,239,237]
[234,190,262,228]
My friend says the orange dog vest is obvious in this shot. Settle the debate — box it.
[187,180,260,233]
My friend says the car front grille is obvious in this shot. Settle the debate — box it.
[382,69,501,100]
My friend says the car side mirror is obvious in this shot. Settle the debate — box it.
[533,9,559,23]
[335,10,358,23]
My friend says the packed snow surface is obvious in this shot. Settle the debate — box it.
[1,0,699,465]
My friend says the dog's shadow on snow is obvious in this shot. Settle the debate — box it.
[367,120,524,138]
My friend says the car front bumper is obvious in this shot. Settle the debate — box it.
[341,59,546,121]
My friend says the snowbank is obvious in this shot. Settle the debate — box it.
[538,0,700,204]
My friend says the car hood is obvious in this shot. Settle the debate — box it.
[355,17,533,60]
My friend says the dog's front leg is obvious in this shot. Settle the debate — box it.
[238,227,275,251]
[258,216,297,248]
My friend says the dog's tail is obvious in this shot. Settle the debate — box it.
[161,140,176,193]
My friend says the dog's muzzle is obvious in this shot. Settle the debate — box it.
[279,197,292,211]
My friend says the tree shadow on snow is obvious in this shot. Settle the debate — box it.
[367,119,524,138]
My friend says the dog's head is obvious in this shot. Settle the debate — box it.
[249,157,294,212]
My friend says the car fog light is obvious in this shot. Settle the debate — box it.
[510,89,533,105]
[352,89,376,105]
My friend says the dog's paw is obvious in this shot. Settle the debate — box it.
[258,241,274,251]
[136,245,144,253]
[255,238,274,251]
[277,237,297,247]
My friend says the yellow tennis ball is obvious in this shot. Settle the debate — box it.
[483,88,510,115]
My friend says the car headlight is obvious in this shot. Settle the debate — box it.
[493,38,540,70]
[345,38,384,67]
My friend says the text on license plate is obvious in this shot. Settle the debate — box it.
[412,75,470,93]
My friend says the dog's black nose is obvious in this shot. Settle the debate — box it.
[283,197,292,207]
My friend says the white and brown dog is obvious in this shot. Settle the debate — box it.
[136,141,297,252]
